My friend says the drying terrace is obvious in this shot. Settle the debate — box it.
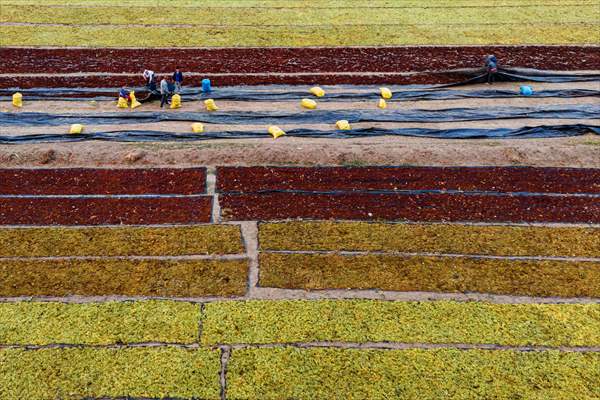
[1,165,599,398]
[1,0,598,46]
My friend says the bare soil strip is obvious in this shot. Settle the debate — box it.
[1,135,599,168]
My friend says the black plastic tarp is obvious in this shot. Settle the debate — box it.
[1,87,598,102]
[1,67,598,101]
[438,67,600,88]
[3,104,598,127]
[2,124,598,144]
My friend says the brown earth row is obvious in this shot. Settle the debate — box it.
[1,46,597,74]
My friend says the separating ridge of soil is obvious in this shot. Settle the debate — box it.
[0,225,243,257]
[220,192,600,223]
[1,131,598,169]
[226,348,600,400]
[0,167,206,195]
[258,222,600,258]
[1,46,597,74]
[0,258,248,297]
[259,253,600,297]
[217,166,600,194]
[0,196,212,225]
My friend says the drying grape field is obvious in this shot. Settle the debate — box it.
[1,0,599,87]
[1,0,598,47]
[1,0,599,399]
[1,166,599,399]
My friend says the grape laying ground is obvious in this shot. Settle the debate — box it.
[0,0,599,399]
[1,166,599,398]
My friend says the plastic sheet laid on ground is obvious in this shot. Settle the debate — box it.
[1,86,598,102]
[3,105,598,128]
[2,124,598,144]
[1,68,598,101]
[437,67,600,88]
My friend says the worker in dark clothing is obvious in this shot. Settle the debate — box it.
[160,77,173,108]
[484,55,498,84]
[173,67,184,93]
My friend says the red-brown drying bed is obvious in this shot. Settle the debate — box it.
[0,71,472,89]
[220,192,600,223]
[1,46,596,74]
[0,168,207,195]
[0,196,212,225]
[1,45,597,88]
[217,166,600,194]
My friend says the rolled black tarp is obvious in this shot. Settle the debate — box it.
[2,124,598,144]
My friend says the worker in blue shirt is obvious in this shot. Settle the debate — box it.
[485,55,498,84]
[172,67,184,93]
[119,87,131,101]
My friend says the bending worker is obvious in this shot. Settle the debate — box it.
[119,86,131,102]
[484,55,498,84]
[142,69,156,91]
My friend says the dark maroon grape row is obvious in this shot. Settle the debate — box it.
[217,166,600,194]
[0,168,206,195]
[220,192,600,223]
[1,46,595,74]
[0,197,212,225]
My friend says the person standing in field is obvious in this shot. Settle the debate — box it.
[160,77,172,108]
[173,67,184,94]
[484,55,498,85]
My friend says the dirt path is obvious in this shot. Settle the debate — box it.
[2,81,598,168]
[2,134,599,168]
